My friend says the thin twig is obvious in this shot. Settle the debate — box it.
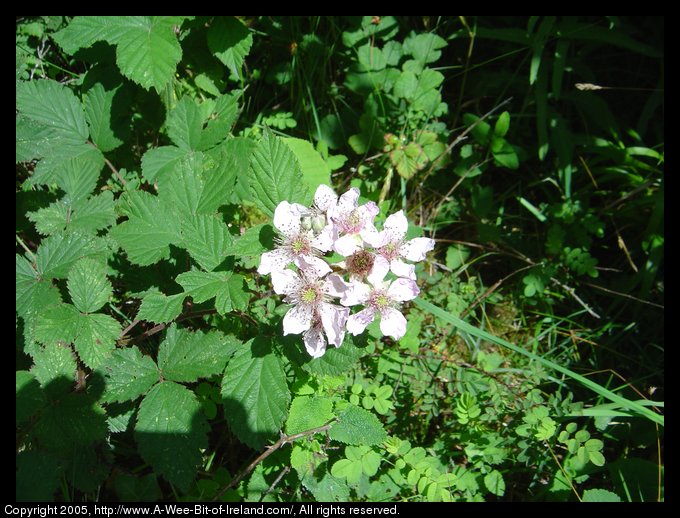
[125,309,218,345]
[212,419,337,502]
[549,277,601,319]
[16,234,36,264]
[582,281,664,310]
[261,466,291,500]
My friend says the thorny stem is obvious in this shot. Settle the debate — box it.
[212,419,337,502]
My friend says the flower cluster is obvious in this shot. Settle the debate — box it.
[258,185,435,358]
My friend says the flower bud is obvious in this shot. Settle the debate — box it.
[311,214,326,234]
[300,214,312,231]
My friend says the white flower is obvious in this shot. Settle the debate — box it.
[257,201,333,278]
[330,187,380,256]
[271,268,350,357]
[364,210,435,279]
[340,260,420,340]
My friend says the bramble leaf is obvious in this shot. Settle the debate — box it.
[67,258,112,313]
[329,404,387,446]
[180,214,232,271]
[207,17,253,78]
[74,313,120,369]
[136,289,185,324]
[286,396,335,435]
[100,347,159,403]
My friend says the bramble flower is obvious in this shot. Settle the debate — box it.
[364,210,435,280]
[340,259,420,340]
[330,187,380,256]
[271,268,350,357]
[257,200,333,278]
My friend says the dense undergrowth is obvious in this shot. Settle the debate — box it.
[16,16,663,502]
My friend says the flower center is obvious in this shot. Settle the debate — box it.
[301,287,319,304]
[369,290,392,311]
[340,209,363,234]
[379,241,400,261]
[289,234,311,255]
[346,250,375,278]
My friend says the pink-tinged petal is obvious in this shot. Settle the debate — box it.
[324,273,350,298]
[311,223,336,252]
[341,280,371,307]
[347,307,376,336]
[362,228,386,248]
[320,303,349,347]
[335,187,360,216]
[383,210,408,241]
[379,307,407,340]
[303,325,327,358]
[258,248,291,275]
[390,258,416,280]
[271,269,301,295]
[359,201,379,223]
[273,201,304,237]
[283,305,313,335]
[314,184,338,213]
[333,234,363,256]
[367,256,390,287]
[387,278,420,302]
[295,255,332,278]
[399,237,435,262]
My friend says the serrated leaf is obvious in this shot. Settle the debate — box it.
[221,337,291,450]
[286,396,335,435]
[35,232,105,279]
[56,17,184,91]
[231,224,275,257]
[301,470,350,502]
[207,17,253,78]
[16,79,89,143]
[83,82,125,152]
[157,325,233,383]
[484,470,506,496]
[167,96,204,150]
[33,304,81,347]
[16,255,62,319]
[176,269,231,302]
[136,289,185,324]
[100,347,159,403]
[582,488,621,502]
[16,115,56,163]
[136,381,209,491]
[29,342,77,394]
[70,191,116,233]
[198,93,240,150]
[141,146,191,184]
[329,404,387,446]
[248,128,309,217]
[302,336,365,376]
[67,258,112,313]
[16,371,46,425]
[180,214,232,271]
[16,451,61,502]
[282,137,332,197]
[110,194,180,266]
[219,275,249,313]
[74,313,119,369]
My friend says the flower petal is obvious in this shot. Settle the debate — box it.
[390,258,415,279]
[283,305,313,335]
[271,269,301,295]
[367,256,390,287]
[258,248,291,275]
[311,223,336,252]
[335,187,360,217]
[303,325,327,358]
[295,255,332,278]
[387,278,420,302]
[341,280,371,306]
[383,210,408,242]
[273,201,304,237]
[347,307,376,336]
[314,184,338,213]
[324,273,350,298]
[379,307,407,340]
[320,303,349,347]
[362,228,386,248]
[333,234,363,256]
[399,237,435,262]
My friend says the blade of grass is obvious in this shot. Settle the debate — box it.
[414,298,664,426]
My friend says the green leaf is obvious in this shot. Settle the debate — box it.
[403,32,447,64]
[494,111,511,137]
[100,347,159,403]
[31,344,76,388]
[141,146,191,184]
[221,337,291,450]
[582,488,621,502]
[196,145,239,214]
[16,255,62,319]
[393,70,418,99]
[484,470,506,496]
[35,232,105,280]
[248,128,310,217]
[180,214,232,271]
[159,154,206,217]
[74,313,120,369]
[55,17,184,91]
[16,115,55,162]
[157,325,234,383]
[198,93,240,150]
[33,304,81,347]
[286,396,335,435]
[302,336,365,376]
[331,458,363,485]
[176,269,247,314]
[167,96,204,150]
[67,258,112,313]
[83,82,125,152]
[110,193,180,266]
[136,382,209,491]
[282,137,332,198]
[231,223,275,258]
[329,404,387,446]
[16,371,46,425]
[207,17,253,78]
[136,289,185,324]
[16,79,89,143]
[16,451,61,502]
